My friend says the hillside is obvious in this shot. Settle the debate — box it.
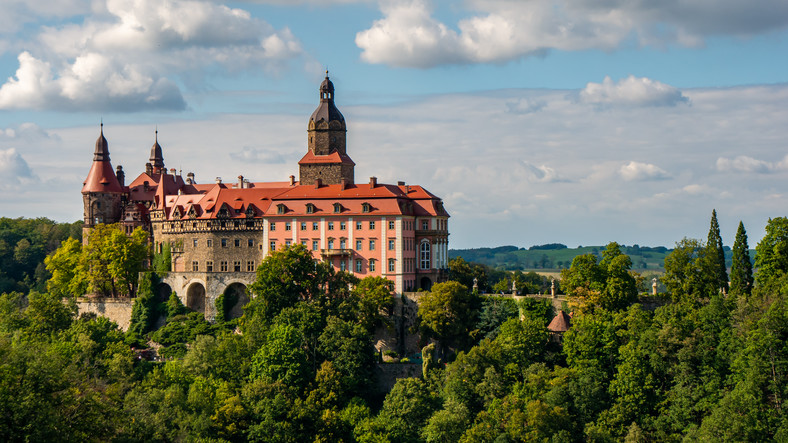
[449,243,740,272]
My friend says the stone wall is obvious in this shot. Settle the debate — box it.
[76,298,135,330]
[374,363,423,394]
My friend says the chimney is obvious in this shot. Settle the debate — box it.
[215,177,222,184]
[397,180,405,186]
[143,181,150,192]
[289,175,295,186]
[145,162,153,176]
[315,178,322,189]
[170,168,177,182]
[186,172,195,185]
[116,165,125,187]
[341,178,348,190]
[369,176,377,188]
[238,175,244,189]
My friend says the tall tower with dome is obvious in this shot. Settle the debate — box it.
[298,72,355,185]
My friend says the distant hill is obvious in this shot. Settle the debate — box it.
[449,244,739,272]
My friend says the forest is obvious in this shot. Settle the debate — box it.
[0,212,786,442]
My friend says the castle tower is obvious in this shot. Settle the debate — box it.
[81,124,124,238]
[298,73,355,185]
[149,129,165,175]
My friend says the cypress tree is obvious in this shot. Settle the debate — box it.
[730,221,753,296]
[707,209,729,293]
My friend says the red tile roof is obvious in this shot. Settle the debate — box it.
[298,151,355,165]
[82,160,124,193]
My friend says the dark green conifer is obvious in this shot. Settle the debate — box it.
[730,221,753,297]
[707,209,729,293]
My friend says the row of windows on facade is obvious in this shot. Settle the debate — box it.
[189,258,402,273]
[159,219,444,233]
[193,237,426,254]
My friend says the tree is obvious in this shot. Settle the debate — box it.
[707,210,729,293]
[250,322,310,388]
[663,238,718,303]
[349,276,394,333]
[730,221,754,297]
[755,217,788,287]
[44,237,87,297]
[562,243,637,311]
[418,281,481,355]
[449,257,487,292]
[246,244,328,323]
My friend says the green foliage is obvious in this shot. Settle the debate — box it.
[561,242,638,311]
[44,237,87,297]
[152,241,171,274]
[26,291,76,335]
[166,291,189,319]
[127,272,160,338]
[418,281,482,354]
[730,221,754,297]
[707,210,729,293]
[476,296,520,339]
[663,238,719,303]
[250,322,310,388]
[349,276,395,333]
[755,217,788,286]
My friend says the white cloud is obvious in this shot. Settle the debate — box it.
[579,76,689,107]
[356,0,788,68]
[619,161,670,181]
[0,0,303,111]
[0,0,90,34]
[0,148,35,189]
[716,155,788,173]
[506,98,547,114]
[229,146,288,164]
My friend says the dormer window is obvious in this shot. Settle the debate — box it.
[245,206,255,218]
[217,207,229,218]
[361,202,371,213]
[306,203,315,214]
[277,204,287,215]
[333,203,342,213]
[188,207,196,218]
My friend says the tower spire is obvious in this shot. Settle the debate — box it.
[150,126,165,174]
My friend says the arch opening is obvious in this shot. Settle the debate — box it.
[420,277,432,291]
[222,283,249,320]
[155,282,172,302]
[186,282,206,315]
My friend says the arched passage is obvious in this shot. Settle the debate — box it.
[223,283,249,320]
[420,277,432,291]
[155,282,172,302]
[186,282,206,315]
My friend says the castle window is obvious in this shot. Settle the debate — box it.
[277,204,287,215]
[389,221,395,230]
[246,207,255,218]
[234,261,241,272]
[333,203,342,213]
[247,261,255,272]
[389,259,396,272]
[369,239,376,251]
[234,238,240,247]
[312,222,318,230]
[369,259,376,272]
[221,238,227,248]
[362,202,371,213]
[306,203,315,214]
[207,239,213,247]
[356,221,363,230]
[270,241,276,251]
[369,221,376,230]
[220,261,228,272]
[192,261,199,272]
[286,239,292,247]
[312,240,319,251]
[285,222,291,231]
[389,239,395,250]
[248,239,254,247]
[300,222,307,230]
[420,241,431,270]
[301,240,307,247]
[356,239,362,251]
[270,223,276,231]
[422,220,429,230]
[328,239,334,249]
[193,239,198,248]
[355,260,362,273]
[340,260,346,271]
[206,261,213,272]
[340,221,346,230]
[339,239,346,249]
[328,222,334,230]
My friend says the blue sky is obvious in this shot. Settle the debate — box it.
[0,0,787,249]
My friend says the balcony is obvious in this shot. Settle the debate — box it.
[320,248,353,257]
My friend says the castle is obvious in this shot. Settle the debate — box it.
[81,75,450,320]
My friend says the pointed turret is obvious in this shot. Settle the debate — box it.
[82,124,124,235]
[149,129,165,174]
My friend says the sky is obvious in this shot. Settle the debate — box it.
[0,0,787,250]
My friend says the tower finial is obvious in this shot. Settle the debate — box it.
[155,125,158,142]
[325,69,329,78]
[100,118,103,133]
